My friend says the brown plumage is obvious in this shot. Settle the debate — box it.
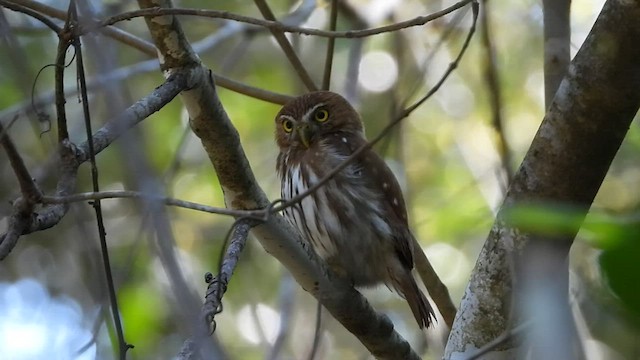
[275,91,435,328]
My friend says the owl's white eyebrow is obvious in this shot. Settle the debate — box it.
[279,115,296,123]
[302,103,326,122]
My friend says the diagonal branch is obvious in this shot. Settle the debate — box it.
[253,0,318,91]
[480,0,513,183]
[69,1,130,354]
[322,0,339,91]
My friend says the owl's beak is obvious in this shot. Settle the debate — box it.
[296,124,311,148]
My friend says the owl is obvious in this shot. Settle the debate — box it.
[275,91,435,328]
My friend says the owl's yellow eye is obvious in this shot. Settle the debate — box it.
[282,119,294,133]
[314,109,329,122]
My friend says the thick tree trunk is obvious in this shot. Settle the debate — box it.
[444,0,640,358]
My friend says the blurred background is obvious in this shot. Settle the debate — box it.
[1,0,638,359]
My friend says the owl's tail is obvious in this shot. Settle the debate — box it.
[399,271,436,329]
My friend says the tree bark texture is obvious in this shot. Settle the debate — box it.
[445,0,640,358]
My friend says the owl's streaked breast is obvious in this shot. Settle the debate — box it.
[277,150,393,285]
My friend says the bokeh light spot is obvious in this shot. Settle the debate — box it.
[358,51,398,93]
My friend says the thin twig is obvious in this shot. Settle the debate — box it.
[253,0,318,91]
[322,0,339,91]
[54,13,72,142]
[308,300,323,360]
[42,191,265,219]
[99,0,474,39]
[480,0,513,183]
[69,1,129,356]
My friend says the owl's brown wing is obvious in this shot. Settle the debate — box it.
[324,132,414,270]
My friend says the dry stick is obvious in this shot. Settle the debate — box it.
[253,0,318,92]
[322,0,339,91]
[100,0,474,39]
[480,0,513,183]
[69,1,130,356]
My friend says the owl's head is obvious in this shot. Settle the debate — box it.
[275,91,364,151]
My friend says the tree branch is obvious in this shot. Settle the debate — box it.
[253,0,318,91]
[0,75,186,256]
[480,0,513,183]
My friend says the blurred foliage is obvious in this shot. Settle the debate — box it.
[0,0,638,359]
